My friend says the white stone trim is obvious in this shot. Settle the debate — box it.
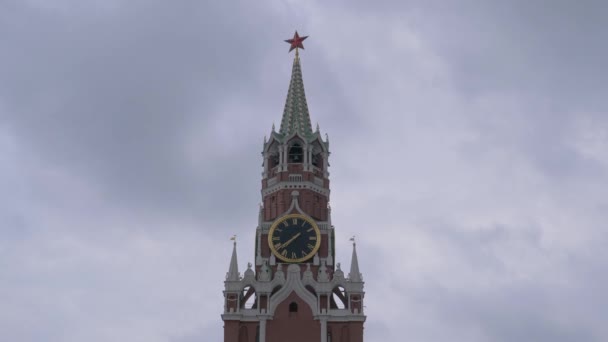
[262,181,330,197]
[268,264,318,316]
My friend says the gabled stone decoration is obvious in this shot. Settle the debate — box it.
[222,260,365,319]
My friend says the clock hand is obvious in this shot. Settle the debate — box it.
[280,232,301,249]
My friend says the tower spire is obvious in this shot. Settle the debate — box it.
[280,32,313,137]
[349,236,362,282]
[226,236,240,281]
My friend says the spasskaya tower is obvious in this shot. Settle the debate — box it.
[221,32,366,342]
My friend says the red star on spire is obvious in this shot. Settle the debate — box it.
[285,31,308,53]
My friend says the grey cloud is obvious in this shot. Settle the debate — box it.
[336,0,608,104]
[1,1,608,341]
[0,1,284,222]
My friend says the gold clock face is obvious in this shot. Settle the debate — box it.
[268,214,321,263]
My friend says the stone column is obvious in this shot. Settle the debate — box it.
[259,317,267,342]
[308,145,313,170]
[327,225,333,265]
[303,143,308,170]
[263,152,268,178]
[320,316,328,342]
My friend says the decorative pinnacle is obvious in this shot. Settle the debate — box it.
[226,236,240,281]
[349,236,363,282]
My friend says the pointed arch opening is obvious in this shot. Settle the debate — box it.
[311,141,325,175]
[312,152,322,168]
[330,286,347,310]
[269,153,280,169]
[241,286,257,309]
[266,143,280,177]
[271,285,282,296]
[288,142,303,163]
[305,285,317,296]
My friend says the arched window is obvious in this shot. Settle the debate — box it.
[288,143,303,163]
[289,302,298,313]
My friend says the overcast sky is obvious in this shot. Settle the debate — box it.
[1,1,607,341]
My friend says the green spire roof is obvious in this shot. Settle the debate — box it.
[279,53,313,137]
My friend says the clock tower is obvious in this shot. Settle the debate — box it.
[221,32,366,342]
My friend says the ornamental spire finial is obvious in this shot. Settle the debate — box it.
[284,31,308,54]
[279,31,313,137]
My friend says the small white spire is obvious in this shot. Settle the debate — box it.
[349,237,362,282]
[272,122,276,132]
[226,236,240,281]
[316,122,320,132]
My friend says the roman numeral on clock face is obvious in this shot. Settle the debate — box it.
[281,250,287,257]
[272,237,280,241]
[293,218,298,225]
[274,243,282,249]
[309,236,317,240]
[291,252,297,259]
[307,243,315,250]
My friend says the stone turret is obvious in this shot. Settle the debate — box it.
[226,239,240,282]
[349,240,363,283]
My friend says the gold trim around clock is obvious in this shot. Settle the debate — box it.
[268,213,321,263]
